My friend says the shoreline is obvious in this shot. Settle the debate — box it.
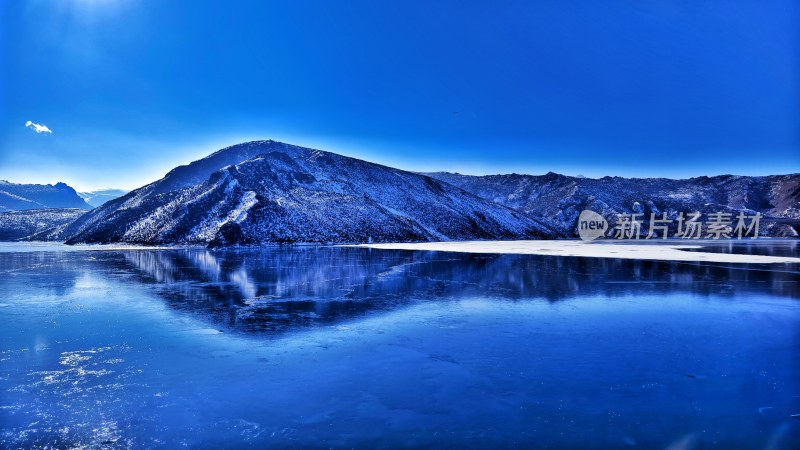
[351,240,800,264]
[1,240,798,264]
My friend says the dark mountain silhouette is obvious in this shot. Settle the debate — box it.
[0,181,91,211]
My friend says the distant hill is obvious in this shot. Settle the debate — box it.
[0,181,92,211]
[78,189,129,208]
[61,140,557,245]
[427,172,800,238]
[0,208,87,241]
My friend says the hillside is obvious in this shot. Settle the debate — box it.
[62,141,558,245]
[0,209,87,241]
[427,172,800,237]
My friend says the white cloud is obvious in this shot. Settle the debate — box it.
[25,121,52,134]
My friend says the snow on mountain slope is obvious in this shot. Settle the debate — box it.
[0,208,87,241]
[427,172,800,237]
[63,141,559,245]
[0,190,42,211]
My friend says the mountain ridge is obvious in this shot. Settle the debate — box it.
[4,141,797,244]
[60,140,558,245]
[0,181,92,211]
[427,171,800,237]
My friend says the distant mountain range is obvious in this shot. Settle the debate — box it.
[1,140,797,244]
[427,172,800,238]
[78,189,129,208]
[0,181,91,211]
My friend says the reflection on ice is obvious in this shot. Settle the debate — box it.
[117,247,798,334]
[0,244,798,448]
[230,267,257,299]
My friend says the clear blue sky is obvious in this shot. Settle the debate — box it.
[1,1,797,191]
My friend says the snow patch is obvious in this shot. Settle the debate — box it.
[352,240,800,264]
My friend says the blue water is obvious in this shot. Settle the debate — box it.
[1,243,798,448]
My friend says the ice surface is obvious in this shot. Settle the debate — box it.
[1,245,798,448]
[354,239,800,264]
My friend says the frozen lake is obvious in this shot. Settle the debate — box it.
[1,242,799,448]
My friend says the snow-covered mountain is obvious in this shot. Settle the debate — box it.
[0,181,92,211]
[427,172,800,237]
[78,189,129,208]
[0,208,87,241]
[61,141,558,245]
[10,141,796,245]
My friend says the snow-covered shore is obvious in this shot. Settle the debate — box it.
[352,240,800,264]
[0,242,173,253]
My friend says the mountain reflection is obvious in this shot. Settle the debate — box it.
[118,247,800,334]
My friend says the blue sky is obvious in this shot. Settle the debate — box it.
[1,0,797,191]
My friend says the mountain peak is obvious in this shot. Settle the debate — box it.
[62,140,556,245]
[155,139,311,194]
